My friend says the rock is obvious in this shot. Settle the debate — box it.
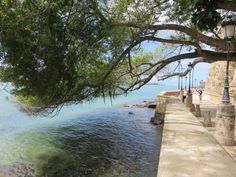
[155,113,165,120]
[128,112,134,115]
[123,104,130,107]
[0,172,13,177]
[0,163,35,177]
[150,116,164,125]
[132,104,146,108]
[130,100,156,108]
[148,103,156,108]
[150,117,155,122]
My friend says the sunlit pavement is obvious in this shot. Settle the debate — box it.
[192,94,236,162]
[157,96,236,177]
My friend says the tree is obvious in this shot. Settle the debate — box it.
[0,0,236,114]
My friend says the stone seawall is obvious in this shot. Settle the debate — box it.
[155,91,179,116]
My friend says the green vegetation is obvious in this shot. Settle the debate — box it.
[15,95,43,107]
[0,0,235,113]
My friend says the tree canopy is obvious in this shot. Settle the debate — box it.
[0,0,236,114]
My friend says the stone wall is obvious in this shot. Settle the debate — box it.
[204,61,236,105]
[155,94,168,115]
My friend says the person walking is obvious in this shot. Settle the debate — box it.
[199,90,203,103]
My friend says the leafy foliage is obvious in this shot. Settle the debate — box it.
[0,0,234,113]
[171,0,222,31]
[191,0,222,31]
[0,0,129,110]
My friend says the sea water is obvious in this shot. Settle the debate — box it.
[0,84,175,177]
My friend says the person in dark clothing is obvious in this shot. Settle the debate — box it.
[199,90,203,103]
[182,90,186,103]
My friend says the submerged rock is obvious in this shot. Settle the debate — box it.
[150,113,165,125]
[0,163,35,177]
[132,103,146,108]
[131,100,156,108]
[147,102,156,108]
[150,116,164,125]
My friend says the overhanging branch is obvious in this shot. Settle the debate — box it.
[215,0,236,11]
[157,58,205,81]
[115,23,234,51]
[118,51,199,92]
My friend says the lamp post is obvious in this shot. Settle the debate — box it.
[185,63,193,107]
[185,76,187,90]
[192,67,194,90]
[215,15,236,146]
[221,15,235,103]
[180,64,183,90]
[178,61,185,101]
[188,66,191,93]
[178,60,181,90]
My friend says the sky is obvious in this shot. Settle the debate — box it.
[141,40,210,87]
[158,63,210,87]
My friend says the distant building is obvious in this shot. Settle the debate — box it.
[199,80,206,89]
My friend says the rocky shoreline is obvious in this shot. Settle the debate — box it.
[123,99,165,126]
[123,100,157,109]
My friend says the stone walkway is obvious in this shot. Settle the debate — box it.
[157,97,236,177]
[192,94,236,161]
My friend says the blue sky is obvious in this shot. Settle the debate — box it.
[141,41,210,86]
[159,63,210,87]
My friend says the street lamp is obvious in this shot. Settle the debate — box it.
[185,63,193,107]
[178,60,181,90]
[222,15,235,40]
[178,63,185,102]
[180,64,183,90]
[192,67,194,90]
[215,14,236,146]
[185,76,187,90]
[188,63,192,93]
[221,15,236,104]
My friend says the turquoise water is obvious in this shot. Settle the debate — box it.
[0,84,175,177]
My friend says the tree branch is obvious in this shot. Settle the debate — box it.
[157,58,205,81]
[115,23,235,51]
[139,36,202,51]
[215,0,236,11]
[119,51,199,92]
[201,50,236,61]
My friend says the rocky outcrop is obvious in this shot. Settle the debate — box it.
[123,101,156,108]
[150,115,164,125]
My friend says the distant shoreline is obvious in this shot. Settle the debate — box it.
[146,83,159,85]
